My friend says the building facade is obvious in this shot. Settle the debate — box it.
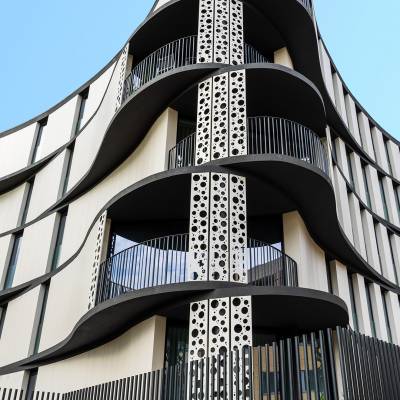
[0,0,400,398]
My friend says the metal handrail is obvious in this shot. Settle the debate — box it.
[167,116,329,175]
[95,234,298,304]
[247,116,329,174]
[121,37,269,104]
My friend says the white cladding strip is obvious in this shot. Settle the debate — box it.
[115,44,129,111]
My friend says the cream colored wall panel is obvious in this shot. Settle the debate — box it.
[332,74,348,125]
[37,218,99,351]
[371,126,390,173]
[357,112,375,160]
[0,372,25,391]
[386,140,400,180]
[40,97,79,158]
[26,152,66,222]
[59,109,175,267]
[369,283,389,341]
[36,316,166,392]
[344,94,361,144]
[318,41,335,103]
[390,234,400,283]
[351,154,367,204]
[273,47,293,69]
[348,194,367,258]
[325,127,335,179]
[0,287,40,366]
[13,214,57,286]
[365,165,384,217]
[382,177,400,226]
[80,64,114,129]
[0,235,11,285]
[0,184,25,233]
[283,211,329,291]
[66,61,120,191]
[0,124,36,178]
[386,291,400,345]
[330,261,354,329]
[375,224,396,283]
[334,138,350,181]
[360,210,381,274]
[352,274,372,336]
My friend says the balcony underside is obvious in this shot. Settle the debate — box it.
[0,282,347,375]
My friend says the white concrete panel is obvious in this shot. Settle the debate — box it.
[0,287,40,366]
[13,214,57,286]
[351,153,367,204]
[386,140,400,180]
[357,112,375,160]
[352,274,372,336]
[386,291,400,345]
[360,210,381,273]
[334,138,350,181]
[0,372,25,391]
[325,127,335,179]
[79,64,114,129]
[375,224,396,283]
[0,184,25,233]
[318,40,335,104]
[390,234,400,284]
[382,177,400,226]
[273,47,293,69]
[348,194,367,258]
[332,73,348,125]
[0,124,36,178]
[35,316,166,392]
[365,165,384,217]
[283,211,329,291]
[40,96,79,158]
[369,283,389,341]
[371,126,390,173]
[26,152,66,222]
[330,261,354,328]
[0,235,11,285]
[66,60,119,191]
[58,109,175,268]
[344,94,361,144]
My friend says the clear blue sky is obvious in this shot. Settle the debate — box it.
[0,0,399,139]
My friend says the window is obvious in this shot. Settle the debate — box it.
[62,144,75,195]
[347,273,359,331]
[0,305,7,339]
[394,184,400,220]
[346,149,354,187]
[164,321,188,368]
[20,178,35,225]
[50,210,68,271]
[361,163,371,208]
[384,139,393,175]
[325,255,333,294]
[4,233,23,289]
[26,368,38,399]
[75,89,89,134]
[378,175,389,220]
[374,222,383,273]
[33,283,50,354]
[381,289,393,343]
[365,281,377,337]
[331,137,338,161]
[31,119,47,163]
[388,234,399,285]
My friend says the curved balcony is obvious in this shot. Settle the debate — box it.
[95,233,297,305]
[122,36,270,104]
[168,116,329,175]
[297,0,313,14]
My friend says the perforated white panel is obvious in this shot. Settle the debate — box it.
[209,173,229,281]
[197,0,244,64]
[115,44,129,111]
[209,298,230,356]
[229,70,247,157]
[189,173,210,281]
[189,301,209,360]
[229,174,247,283]
[196,79,212,165]
[88,211,107,309]
[230,296,252,349]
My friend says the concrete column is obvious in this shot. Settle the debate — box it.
[369,283,389,341]
[283,211,329,291]
[371,126,390,173]
[162,108,178,169]
[390,234,400,284]
[332,73,348,125]
[334,137,351,182]
[375,224,396,283]
[357,112,375,160]
[365,165,384,216]
[351,153,368,204]
[352,274,372,336]
[348,194,367,258]
[385,291,400,345]
[386,140,400,180]
[382,176,400,226]
[360,210,381,273]
[273,47,293,69]
[325,126,335,179]
[330,260,354,328]
[318,40,335,103]
[344,95,362,145]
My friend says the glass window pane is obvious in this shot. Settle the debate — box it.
[4,233,23,289]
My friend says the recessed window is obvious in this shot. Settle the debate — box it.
[50,210,68,271]
[381,289,393,343]
[365,281,377,338]
[0,305,8,339]
[62,144,75,196]
[388,234,399,285]
[346,148,354,187]
[4,233,23,289]
[394,183,400,220]
[26,369,38,399]
[31,119,47,163]
[33,283,50,354]
[361,163,371,208]
[75,89,89,134]
[378,175,389,220]
[383,138,393,175]
[347,272,359,331]
[374,222,383,273]
[20,178,35,225]
[325,255,333,294]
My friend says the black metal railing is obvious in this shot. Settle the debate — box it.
[121,37,269,104]
[95,234,298,304]
[248,116,329,174]
[167,116,329,175]
[247,239,298,287]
